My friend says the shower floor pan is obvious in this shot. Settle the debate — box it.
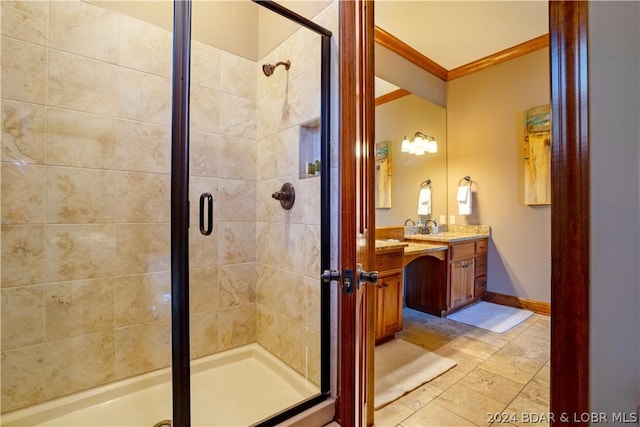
[2,343,320,427]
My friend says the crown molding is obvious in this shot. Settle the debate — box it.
[374,88,411,106]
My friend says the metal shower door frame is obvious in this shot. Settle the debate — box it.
[170,1,333,425]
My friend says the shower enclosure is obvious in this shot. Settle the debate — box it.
[1,0,335,425]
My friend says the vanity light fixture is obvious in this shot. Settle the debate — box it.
[401,131,438,155]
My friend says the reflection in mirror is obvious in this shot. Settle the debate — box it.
[375,141,392,208]
[375,78,447,226]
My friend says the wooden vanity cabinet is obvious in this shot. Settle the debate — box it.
[405,237,489,317]
[374,248,404,344]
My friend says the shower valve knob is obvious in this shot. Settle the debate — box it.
[271,182,295,210]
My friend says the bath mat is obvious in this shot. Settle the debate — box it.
[375,339,456,409]
[446,301,534,333]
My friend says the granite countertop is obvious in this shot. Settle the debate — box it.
[404,231,490,243]
[374,239,447,253]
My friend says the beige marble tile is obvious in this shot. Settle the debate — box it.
[518,377,550,407]
[218,136,256,180]
[219,263,256,307]
[1,162,46,224]
[1,344,46,412]
[119,14,172,77]
[112,171,170,223]
[521,317,551,341]
[1,37,47,104]
[256,222,283,268]
[256,304,303,374]
[401,401,476,426]
[219,303,256,351]
[191,310,219,359]
[189,226,219,269]
[457,367,524,405]
[1,225,45,287]
[190,85,220,133]
[1,285,44,350]
[285,69,321,130]
[256,178,281,223]
[256,264,304,323]
[115,223,170,275]
[434,382,506,426]
[114,272,170,327]
[44,331,115,399]
[46,278,114,341]
[396,383,443,412]
[45,224,116,282]
[426,367,466,392]
[218,222,256,265]
[463,327,513,348]
[402,330,452,353]
[118,68,171,125]
[504,396,550,427]
[46,166,116,223]
[49,1,118,63]
[116,119,171,174]
[114,320,170,380]
[191,41,221,90]
[2,99,46,164]
[478,354,541,385]
[434,345,485,374]
[374,400,414,427]
[217,179,256,222]
[492,334,549,369]
[190,267,219,313]
[304,326,321,385]
[534,364,550,383]
[256,134,278,181]
[290,174,321,226]
[190,131,219,178]
[220,93,256,140]
[1,1,48,45]
[46,108,117,169]
[220,51,256,100]
[304,275,321,330]
[292,224,321,278]
[438,336,500,361]
[48,49,118,116]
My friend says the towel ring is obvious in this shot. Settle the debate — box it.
[420,179,431,188]
[458,176,471,186]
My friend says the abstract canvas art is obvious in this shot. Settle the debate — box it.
[375,141,392,208]
[523,105,551,205]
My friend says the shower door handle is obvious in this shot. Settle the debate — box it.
[199,192,213,236]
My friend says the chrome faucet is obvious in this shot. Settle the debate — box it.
[424,219,438,234]
[403,218,416,226]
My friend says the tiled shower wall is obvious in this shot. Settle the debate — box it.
[0,0,333,413]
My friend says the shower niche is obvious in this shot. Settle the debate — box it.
[299,118,322,178]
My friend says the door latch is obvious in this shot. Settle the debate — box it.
[321,269,355,294]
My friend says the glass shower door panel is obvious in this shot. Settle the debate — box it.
[188,1,330,425]
[0,1,174,425]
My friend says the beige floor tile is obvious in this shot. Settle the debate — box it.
[439,336,501,360]
[464,327,513,348]
[435,345,485,374]
[534,364,550,383]
[505,396,551,427]
[402,331,452,352]
[492,335,549,369]
[427,366,466,391]
[434,383,507,426]
[478,355,541,385]
[374,400,415,427]
[521,320,551,341]
[401,401,477,426]
[396,383,443,411]
[518,377,550,407]
[458,367,525,404]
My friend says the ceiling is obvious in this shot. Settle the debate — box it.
[374,1,549,97]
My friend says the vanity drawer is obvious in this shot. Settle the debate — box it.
[476,238,488,254]
[449,242,475,261]
[376,250,404,271]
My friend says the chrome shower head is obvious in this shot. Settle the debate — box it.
[262,60,291,77]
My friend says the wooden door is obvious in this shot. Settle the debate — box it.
[338,0,375,426]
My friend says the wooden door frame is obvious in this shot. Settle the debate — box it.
[337,1,590,425]
[549,1,589,422]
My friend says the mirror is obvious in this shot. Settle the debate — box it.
[375,140,392,208]
[375,78,447,226]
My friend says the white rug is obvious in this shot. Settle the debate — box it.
[375,339,456,409]
[447,301,534,333]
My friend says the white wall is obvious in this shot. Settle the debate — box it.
[446,49,551,302]
[589,1,640,417]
